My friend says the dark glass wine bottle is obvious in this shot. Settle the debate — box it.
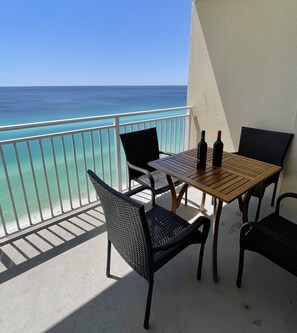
[197,130,207,170]
[212,130,224,167]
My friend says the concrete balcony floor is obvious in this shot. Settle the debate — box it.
[0,187,296,333]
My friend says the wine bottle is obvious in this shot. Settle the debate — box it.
[212,130,224,167]
[197,130,207,170]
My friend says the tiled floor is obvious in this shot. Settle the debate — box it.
[0,187,296,332]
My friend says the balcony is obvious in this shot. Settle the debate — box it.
[0,108,296,332]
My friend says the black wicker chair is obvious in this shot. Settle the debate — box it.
[236,126,293,222]
[236,192,297,288]
[120,127,187,205]
[87,170,210,329]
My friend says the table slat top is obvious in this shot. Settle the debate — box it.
[148,148,281,203]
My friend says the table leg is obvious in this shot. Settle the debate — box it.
[166,175,177,213]
[166,175,188,213]
[241,190,253,223]
[237,196,243,212]
[200,192,206,212]
[212,198,223,283]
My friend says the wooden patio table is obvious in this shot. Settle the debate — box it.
[148,148,281,282]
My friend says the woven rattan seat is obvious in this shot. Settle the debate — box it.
[236,192,297,288]
[236,126,293,222]
[87,170,210,329]
[120,127,187,205]
[138,170,180,193]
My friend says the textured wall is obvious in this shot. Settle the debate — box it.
[187,0,297,211]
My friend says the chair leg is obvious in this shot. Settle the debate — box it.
[236,249,245,288]
[197,244,205,280]
[184,188,188,206]
[255,197,263,222]
[271,182,277,207]
[151,191,156,206]
[143,281,154,329]
[106,240,111,277]
[237,196,243,212]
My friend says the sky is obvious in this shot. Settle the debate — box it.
[0,0,192,87]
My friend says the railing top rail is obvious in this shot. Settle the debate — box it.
[0,112,190,145]
[120,113,190,128]
[0,105,193,132]
[0,124,115,145]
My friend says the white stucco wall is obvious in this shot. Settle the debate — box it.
[187,0,297,212]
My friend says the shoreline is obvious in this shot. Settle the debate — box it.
[1,193,98,236]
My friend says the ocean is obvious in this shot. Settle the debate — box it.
[0,86,187,232]
[0,86,187,125]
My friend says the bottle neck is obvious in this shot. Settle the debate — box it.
[201,130,205,141]
[217,130,222,140]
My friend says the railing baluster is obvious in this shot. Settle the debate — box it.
[169,119,172,153]
[13,142,32,225]
[114,116,122,192]
[175,118,179,152]
[173,119,177,153]
[90,130,96,173]
[164,119,166,151]
[50,137,64,213]
[61,135,73,210]
[26,141,43,221]
[99,130,105,181]
[39,139,54,217]
[120,126,129,190]
[0,199,8,236]
[159,121,163,151]
[184,108,191,150]
[88,130,97,200]
[81,132,90,203]
[0,145,20,230]
[72,133,82,207]
[107,129,113,187]
[178,117,182,152]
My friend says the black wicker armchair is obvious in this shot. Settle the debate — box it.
[236,126,293,222]
[120,127,187,205]
[236,192,297,288]
[87,170,210,329]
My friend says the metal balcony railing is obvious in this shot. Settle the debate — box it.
[0,106,192,238]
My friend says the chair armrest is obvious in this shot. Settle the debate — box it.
[275,192,297,215]
[153,216,210,252]
[123,185,153,197]
[159,150,173,156]
[127,161,155,189]
[239,222,258,248]
[241,219,297,253]
[240,222,257,236]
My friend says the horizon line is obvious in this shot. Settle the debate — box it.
[0,84,187,88]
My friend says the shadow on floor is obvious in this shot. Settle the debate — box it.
[45,235,297,333]
[0,205,106,284]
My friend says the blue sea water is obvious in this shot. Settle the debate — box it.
[0,86,187,229]
[0,86,187,125]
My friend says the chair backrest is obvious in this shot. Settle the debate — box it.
[87,170,153,281]
[120,128,160,172]
[238,127,293,166]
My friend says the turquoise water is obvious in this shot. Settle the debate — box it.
[0,86,187,229]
